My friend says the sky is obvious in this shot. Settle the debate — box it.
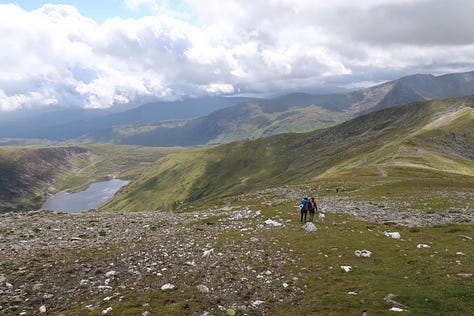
[1,0,474,111]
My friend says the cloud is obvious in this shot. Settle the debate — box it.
[1,1,474,111]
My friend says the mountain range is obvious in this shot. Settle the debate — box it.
[101,95,474,211]
[1,70,474,146]
[83,70,474,146]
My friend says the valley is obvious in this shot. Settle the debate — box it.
[0,80,473,315]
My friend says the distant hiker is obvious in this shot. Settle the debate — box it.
[309,195,318,222]
[300,197,309,223]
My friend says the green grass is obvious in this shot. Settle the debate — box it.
[55,144,185,192]
[103,96,474,213]
[221,198,474,315]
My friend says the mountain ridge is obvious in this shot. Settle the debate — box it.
[99,70,474,147]
[101,95,474,212]
[2,70,474,146]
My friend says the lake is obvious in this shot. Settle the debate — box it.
[41,179,129,213]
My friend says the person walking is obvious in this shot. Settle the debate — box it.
[309,195,319,222]
[300,197,309,223]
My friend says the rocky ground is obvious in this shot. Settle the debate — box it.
[1,205,302,315]
[1,186,473,315]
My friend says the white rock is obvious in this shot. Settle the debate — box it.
[302,222,317,232]
[105,270,118,278]
[347,291,358,295]
[457,273,472,278]
[416,244,430,248]
[251,300,265,307]
[319,213,326,220]
[389,307,406,312]
[283,283,289,288]
[196,284,210,293]
[5,282,13,289]
[384,232,401,239]
[340,265,352,272]
[264,219,283,227]
[161,283,175,291]
[456,252,466,256]
[102,307,113,314]
[203,248,214,257]
[39,305,47,313]
[354,249,372,257]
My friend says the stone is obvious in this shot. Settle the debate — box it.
[161,283,175,291]
[39,305,47,313]
[384,232,401,239]
[416,244,430,248]
[264,219,283,227]
[196,284,210,294]
[302,222,317,232]
[105,271,118,278]
[354,249,372,257]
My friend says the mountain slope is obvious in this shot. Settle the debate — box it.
[0,146,92,212]
[97,70,474,147]
[0,145,185,213]
[102,95,474,212]
[0,97,253,141]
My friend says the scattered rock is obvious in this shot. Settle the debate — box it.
[384,293,409,310]
[196,284,210,294]
[105,270,118,278]
[251,300,265,308]
[102,306,113,314]
[39,305,47,313]
[354,249,372,258]
[302,222,317,232]
[264,219,283,227]
[459,235,472,240]
[202,249,214,257]
[340,266,352,272]
[389,307,407,312]
[161,283,175,291]
[457,273,472,278]
[416,244,430,249]
[384,232,401,239]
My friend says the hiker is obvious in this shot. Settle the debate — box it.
[300,197,309,223]
[309,195,319,222]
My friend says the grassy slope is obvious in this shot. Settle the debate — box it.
[102,96,474,212]
[72,194,474,315]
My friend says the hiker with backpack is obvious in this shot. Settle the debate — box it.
[300,197,309,223]
[309,195,319,222]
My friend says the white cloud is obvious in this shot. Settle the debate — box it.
[1,1,474,111]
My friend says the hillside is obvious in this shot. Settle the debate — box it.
[0,97,253,141]
[102,95,474,212]
[0,145,184,213]
[0,146,92,213]
[97,70,474,147]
